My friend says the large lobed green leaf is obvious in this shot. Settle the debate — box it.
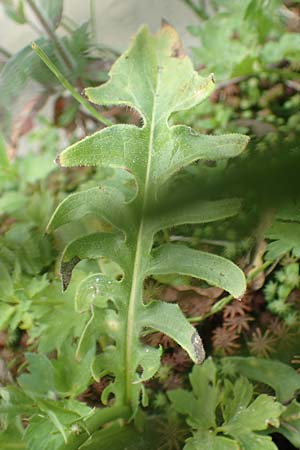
[169,358,284,450]
[148,244,246,299]
[48,23,249,419]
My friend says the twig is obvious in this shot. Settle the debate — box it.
[27,0,74,72]
[31,42,114,127]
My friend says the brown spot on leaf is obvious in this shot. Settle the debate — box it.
[61,256,81,291]
[171,44,185,58]
[55,155,61,167]
[191,331,205,364]
[161,18,171,28]
[160,19,185,58]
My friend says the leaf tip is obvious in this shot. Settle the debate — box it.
[191,331,205,364]
[161,17,171,28]
[61,256,81,291]
[55,154,61,167]
[161,19,186,58]
[84,87,93,101]
[45,222,52,234]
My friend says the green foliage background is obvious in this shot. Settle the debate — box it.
[0,1,300,449]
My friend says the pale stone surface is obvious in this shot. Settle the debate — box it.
[0,1,201,152]
[0,0,198,53]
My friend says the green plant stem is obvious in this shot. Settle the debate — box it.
[31,42,114,126]
[247,260,273,282]
[61,405,131,450]
[26,0,74,72]
[189,294,234,323]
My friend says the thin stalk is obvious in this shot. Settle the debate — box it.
[31,42,113,126]
[247,260,273,282]
[189,294,233,323]
[27,0,74,72]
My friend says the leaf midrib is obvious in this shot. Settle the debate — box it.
[124,66,160,404]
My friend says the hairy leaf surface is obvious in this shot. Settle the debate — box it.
[148,244,246,298]
[49,24,248,420]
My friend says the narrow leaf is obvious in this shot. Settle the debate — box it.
[47,186,127,233]
[148,244,246,299]
[32,0,63,30]
[222,357,300,402]
[154,126,249,184]
[277,400,300,448]
[149,198,241,232]
[142,301,205,363]
[57,125,142,176]
[60,233,125,290]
